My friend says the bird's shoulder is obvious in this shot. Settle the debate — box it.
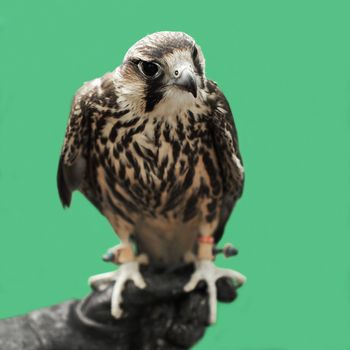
[60,73,117,165]
[73,72,119,111]
[204,80,233,124]
[58,73,118,207]
[203,79,240,154]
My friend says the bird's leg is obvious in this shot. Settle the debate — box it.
[89,215,147,319]
[110,258,146,318]
[89,239,147,318]
[102,242,135,264]
[108,238,147,318]
[89,240,136,290]
[184,224,246,324]
[103,243,150,265]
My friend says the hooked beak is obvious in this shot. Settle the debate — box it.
[173,68,197,98]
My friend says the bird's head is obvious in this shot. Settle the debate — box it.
[116,32,206,115]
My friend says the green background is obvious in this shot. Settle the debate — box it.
[0,0,349,349]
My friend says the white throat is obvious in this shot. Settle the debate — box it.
[149,87,197,118]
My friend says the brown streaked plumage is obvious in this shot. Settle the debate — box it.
[57,31,245,323]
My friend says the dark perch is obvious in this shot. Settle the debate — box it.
[0,264,239,350]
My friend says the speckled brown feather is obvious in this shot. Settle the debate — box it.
[57,32,244,266]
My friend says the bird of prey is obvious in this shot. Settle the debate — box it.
[57,31,246,324]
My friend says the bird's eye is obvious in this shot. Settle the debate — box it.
[138,61,161,78]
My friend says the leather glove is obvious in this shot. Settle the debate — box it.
[0,264,238,350]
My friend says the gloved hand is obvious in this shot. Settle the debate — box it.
[0,264,238,350]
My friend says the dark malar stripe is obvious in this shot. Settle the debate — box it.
[145,91,163,112]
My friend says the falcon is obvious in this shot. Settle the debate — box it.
[57,31,246,324]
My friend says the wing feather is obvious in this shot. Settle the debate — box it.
[206,81,244,243]
[57,85,91,207]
